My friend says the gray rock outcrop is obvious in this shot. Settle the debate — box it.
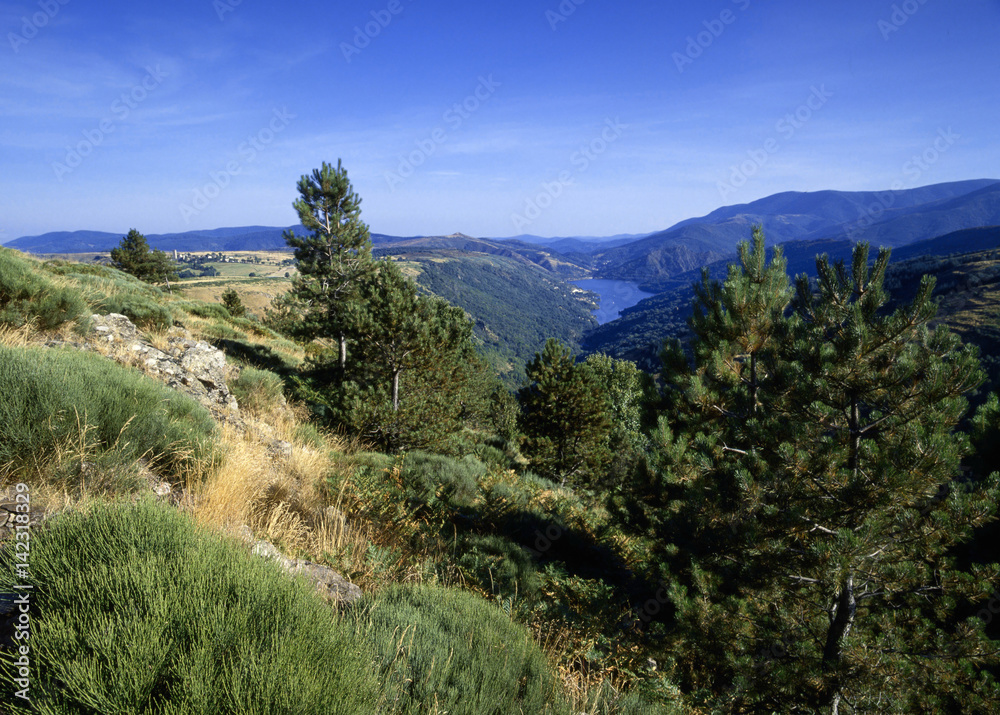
[66,314,240,413]
[250,537,362,606]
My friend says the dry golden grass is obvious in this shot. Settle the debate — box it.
[180,282,293,315]
[532,618,649,715]
[188,408,375,581]
[143,327,173,352]
[0,321,34,347]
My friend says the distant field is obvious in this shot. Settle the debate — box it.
[193,262,293,279]
[177,277,293,315]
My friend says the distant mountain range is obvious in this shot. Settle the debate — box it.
[3,225,428,254]
[9,180,999,270]
[591,179,1000,289]
[4,226,647,256]
[10,178,1000,381]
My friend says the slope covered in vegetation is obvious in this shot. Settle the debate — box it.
[2,171,998,713]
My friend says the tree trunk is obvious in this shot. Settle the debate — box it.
[339,333,347,370]
[391,369,400,412]
[848,396,861,477]
[823,572,857,711]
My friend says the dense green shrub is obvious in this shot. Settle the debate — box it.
[400,451,486,508]
[231,366,286,414]
[358,583,567,714]
[0,248,87,329]
[457,533,545,607]
[0,500,380,714]
[93,294,173,330]
[0,346,216,483]
[199,320,243,341]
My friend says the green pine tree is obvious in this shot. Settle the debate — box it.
[220,287,246,317]
[283,160,374,368]
[654,237,1000,713]
[109,229,178,291]
[340,259,487,451]
[583,352,655,489]
[518,338,611,486]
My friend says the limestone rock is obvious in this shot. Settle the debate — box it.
[251,539,293,571]
[289,561,363,605]
[180,342,228,390]
[84,314,240,414]
[249,538,362,606]
[91,313,138,342]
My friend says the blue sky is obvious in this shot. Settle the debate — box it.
[2,0,998,241]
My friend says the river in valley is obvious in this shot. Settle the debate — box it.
[571,279,656,325]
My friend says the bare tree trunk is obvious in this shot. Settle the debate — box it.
[823,572,856,712]
[392,369,400,412]
[339,333,347,369]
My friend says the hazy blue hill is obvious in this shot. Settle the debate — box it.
[830,183,1000,248]
[890,226,1000,262]
[8,225,423,254]
[7,230,124,253]
[593,180,1000,288]
[669,180,999,234]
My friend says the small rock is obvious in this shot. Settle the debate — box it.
[237,525,254,543]
[249,539,362,606]
[290,561,362,606]
[252,540,293,571]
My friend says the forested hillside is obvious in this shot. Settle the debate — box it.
[383,250,597,381]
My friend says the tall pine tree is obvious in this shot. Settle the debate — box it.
[340,259,488,451]
[654,236,1000,713]
[283,160,374,369]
